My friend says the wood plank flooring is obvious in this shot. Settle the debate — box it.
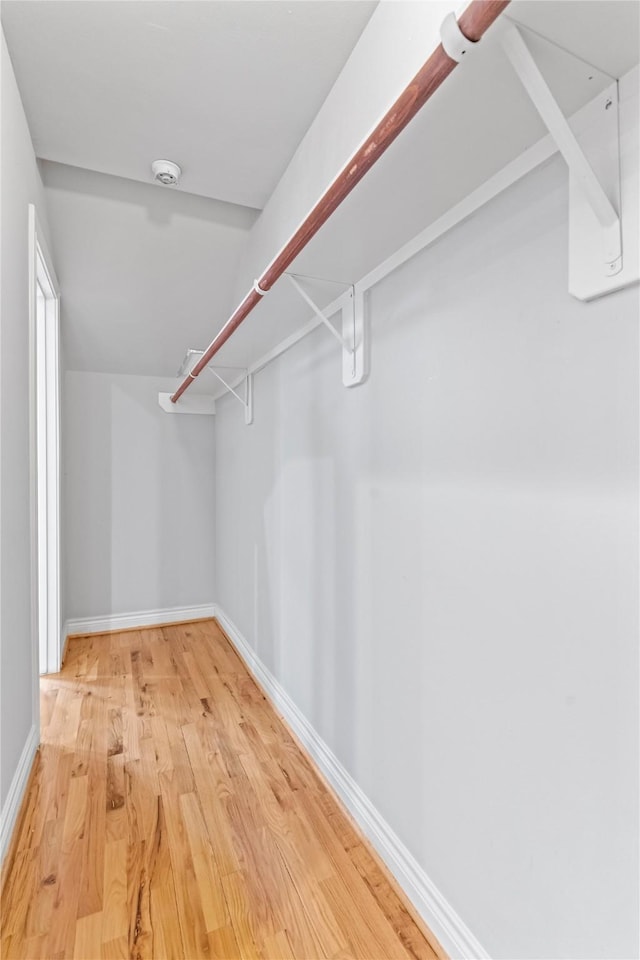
[1,619,443,960]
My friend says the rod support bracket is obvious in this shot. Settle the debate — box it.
[603,220,623,276]
[502,24,626,296]
[440,12,477,63]
[158,392,216,416]
[207,366,253,425]
[286,273,367,387]
[342,286,367,387]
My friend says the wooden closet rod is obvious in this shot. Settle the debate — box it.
[171,0,510,403]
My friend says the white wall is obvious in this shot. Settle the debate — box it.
[64,372,215,621]
[0,34,54,813]
[215,155,639,959]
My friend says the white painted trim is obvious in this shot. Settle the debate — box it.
[0,725,39,865]
[27,207,40,728]
[29,204,62,682]
[213,605,490,960]
[62,603,217,643]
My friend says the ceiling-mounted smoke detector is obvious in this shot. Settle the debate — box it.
[151,159,181,186]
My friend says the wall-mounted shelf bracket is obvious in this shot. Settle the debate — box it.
[205,365,253,425]
[502,25,626,297]
[286,273,367,386]
[158,392,216,416]
[159,350,252,420]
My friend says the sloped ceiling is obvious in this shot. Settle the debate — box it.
[1,0,377,210]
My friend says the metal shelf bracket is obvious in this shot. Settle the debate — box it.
[159,351,253,421]
[205,365,253,425]
[502,24,623,285]
[286,273,367,386]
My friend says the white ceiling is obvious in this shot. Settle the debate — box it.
[1,0,376,210]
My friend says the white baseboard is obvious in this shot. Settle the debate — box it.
[63,603,216,643]
[213,605,490,960]
[0,724,39,865]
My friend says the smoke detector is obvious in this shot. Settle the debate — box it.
[151,159,182,186]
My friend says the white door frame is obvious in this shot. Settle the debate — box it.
[28,204,61,687]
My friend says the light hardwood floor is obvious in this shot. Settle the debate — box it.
[1,619,443,960]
